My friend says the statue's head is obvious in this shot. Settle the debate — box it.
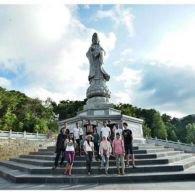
[92,32,99,44]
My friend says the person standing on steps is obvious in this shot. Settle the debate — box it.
[122,122,136,168]
[73,122,84,156]
[114,124,123,138]
[99,135,112,175]
[83,134,95,175]
[93,127,101,161]
[64,133,76,176]
[100,121,111,141]
[52,122,68,169]
[112,132,125,175]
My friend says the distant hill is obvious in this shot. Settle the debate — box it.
[1,86,195,144]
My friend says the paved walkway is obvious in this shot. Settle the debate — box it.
[1,176,195,190]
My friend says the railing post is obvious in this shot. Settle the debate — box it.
[23,131,26,138]
[177,140,180,150]
[177,140,180,144]
[36,132,39,138]
[9,129,12,138]
[165,138,168,147]
[145,135,148,143]
[155,136,157,145]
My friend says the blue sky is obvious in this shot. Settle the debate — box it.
[0,4,195,118]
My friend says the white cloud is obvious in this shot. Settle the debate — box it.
[94,5,135,37]
[36,5,71,42]
[116,67,142,89]
[0,5,116,102]
[0,77,11,88]
[121,48,133,56]
[112,91,131,104]
[146,21,195,70]
[112,67,142,104]
[83,5,90,9]
[23,86,79,103]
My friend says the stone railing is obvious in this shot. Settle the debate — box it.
[0,130,47,140]
[145,137,195,153]
[0,138,56,160]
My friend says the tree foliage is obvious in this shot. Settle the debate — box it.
[0,87,57,133]
[1,87,195,144]
[185,123,195,144]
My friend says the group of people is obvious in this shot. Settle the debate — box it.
[52,121,135,176]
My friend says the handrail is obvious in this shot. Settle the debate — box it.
[145,136,195,153]
[0,130,48,140]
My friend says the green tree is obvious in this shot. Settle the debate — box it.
[143,121,151,137]
[162,114,178,141]
[151,112,167,139]
[2,108,17,130]
[185,123,195,144]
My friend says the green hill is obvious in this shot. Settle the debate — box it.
[0,87,195,144]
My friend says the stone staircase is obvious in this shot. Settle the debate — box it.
[0,143,195,184]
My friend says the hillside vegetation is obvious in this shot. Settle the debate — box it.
[0,87,195,144]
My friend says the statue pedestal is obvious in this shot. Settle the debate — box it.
[84,96,113,110]
[86,78,111,99]
[58,106,144,143]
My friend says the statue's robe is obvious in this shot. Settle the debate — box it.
[86,44,110,82]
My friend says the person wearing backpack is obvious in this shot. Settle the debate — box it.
[99,135,112,175]
[52,123,69,169]
[112,132,125,175]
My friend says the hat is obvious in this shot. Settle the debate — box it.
[86,134,93,139]
[116,132,120,136]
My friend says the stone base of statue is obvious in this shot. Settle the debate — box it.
[84,96,113,110]
[58,105,145,144]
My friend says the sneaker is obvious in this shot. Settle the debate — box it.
[52,166,57,170]
[99,166,103,170]
[125,164,130,167]
[132,165,136,168]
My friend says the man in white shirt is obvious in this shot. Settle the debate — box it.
[100,121,111,140]
[114,124,123,138]
[73,122,84,156]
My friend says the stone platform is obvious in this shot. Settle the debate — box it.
[0,143,195,184]
[58,107,144,143]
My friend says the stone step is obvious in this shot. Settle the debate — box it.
[10,157,171,167]
[30,148,174,156]
[20,153,158,161]
[156,151,183,158]
[145,148,174,153]
[44,145,165,152]
[138,145,165,150]
[171,156,195,169]
[21,151,183,161]
[161,154,192,163]
[0,165,195,184]
[46,143,158,150]
[0,160,184,175]
[13,153,191,167]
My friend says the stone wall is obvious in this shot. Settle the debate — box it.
[0,138,56,160]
